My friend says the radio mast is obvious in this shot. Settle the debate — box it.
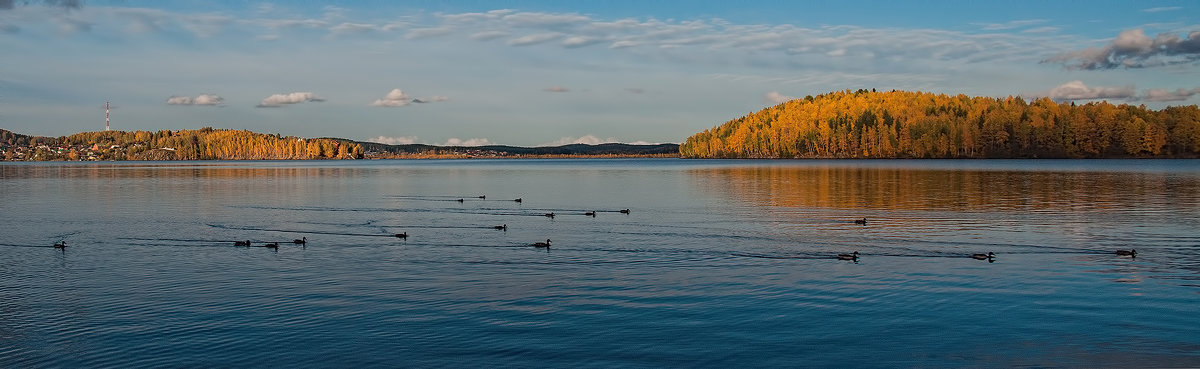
[105,101,111,131]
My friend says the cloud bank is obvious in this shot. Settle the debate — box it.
[1043,29,1200,69]
[1047,80,1135,101]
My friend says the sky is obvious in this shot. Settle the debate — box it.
[0,0,1197,146]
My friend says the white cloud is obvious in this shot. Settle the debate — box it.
[562,36,603,48]
[442,137,491,146]
[1046,80,1135,101]
[765,91,795,104]
[167,94,224,106]
[257,92,324,107]
[1142,6,1182,13]
[508,32,561,46]
[330,22,377,34]
[544,86,569,93]
[471,30,509,41]
[609,40,638,49]
[368,136,418,145]
[371,89,412,107]
[502,12,590,28]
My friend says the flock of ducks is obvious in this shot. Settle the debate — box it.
[45,215,1140,260]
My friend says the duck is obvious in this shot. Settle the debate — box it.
[234,240,251,246]
[532,239,552,248]
[854,217,867,225]
[619,209,630,214]
[53,240,67,249]
[478,195,486,199]
[262,242,279,249]
[493,224,508,231]
[457,198,465,203]
[836,251,860,261]
[395,232,408,239]
[584,211,596,217]
[544,212,555,218]
[514,198,523,203]
[1115,249,1137,257]
[293,237,307,244]
[971,252,995,260]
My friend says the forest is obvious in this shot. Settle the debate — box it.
[680,89,1200,158]
[4,128,362,161]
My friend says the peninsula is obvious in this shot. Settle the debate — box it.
[681,89,1200,159]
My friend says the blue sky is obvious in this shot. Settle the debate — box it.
[1,1,1197,146]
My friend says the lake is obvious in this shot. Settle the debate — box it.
[2,159,1198,367]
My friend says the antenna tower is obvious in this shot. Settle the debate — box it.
[105,101,111,131]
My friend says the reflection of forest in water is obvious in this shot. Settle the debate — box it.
[688,165,1200,213]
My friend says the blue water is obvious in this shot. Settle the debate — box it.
[2,159,1199,367]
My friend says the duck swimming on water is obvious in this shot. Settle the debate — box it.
[395,232,408,239]
[262,242,279,249]
[1115,249,1137,257]
[234,240,251,246]
[493,224,508,231]
[584,211,596,217]
[532,239,551,248]
[544,212,555,218]
[293,237,307,244]
[53,240,67,249]
[837,251,860,261]
[854,218,867,225]
[971,252,995,260]
[619,209,630,214]
[514,198,523,203]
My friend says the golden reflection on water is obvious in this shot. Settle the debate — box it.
[688,164,1200,212]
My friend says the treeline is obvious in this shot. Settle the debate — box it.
[358,141,680,157]
[44,128,360,160]
[680,89,1200,158]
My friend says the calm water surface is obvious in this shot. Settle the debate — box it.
[2,159,1198,367]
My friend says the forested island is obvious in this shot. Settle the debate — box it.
[680,90,1200,158]
[0,128,678,161]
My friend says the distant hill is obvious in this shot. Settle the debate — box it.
[353,140,679,158]
[1,128,55,147]
[681,89,1200,159]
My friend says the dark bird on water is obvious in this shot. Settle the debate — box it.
[395,232,408,239]
[293,237,307,244]
[457,198,465,203]
[971,252,995,260]
[53,240,67,249]
[619,209,630,214]
[837,251,860,261]
[585,211,596,217]
[533,239,552,248]
[234,240,251,246]
[1115,249,1137,257]
[544,212,555,218]
[478,195,486,199]
[514,198,523,203]
[262,242,279,249]
[493,224,508,230]
[854,218,867,225]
